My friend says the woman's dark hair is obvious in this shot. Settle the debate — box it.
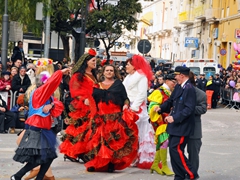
[189,71,196,86]
[75,55,97,82]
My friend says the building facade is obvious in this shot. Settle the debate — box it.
[119,0,240,68]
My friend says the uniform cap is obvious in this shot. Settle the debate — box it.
[174,66,190,75]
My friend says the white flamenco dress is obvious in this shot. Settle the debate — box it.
[123,71,155,169]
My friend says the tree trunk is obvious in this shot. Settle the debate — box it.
[60,35,70,60]
[72,30,81,63]
[106,48,110,61]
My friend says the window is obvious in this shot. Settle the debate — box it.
[189,67,200,75]
[203,67,216,79]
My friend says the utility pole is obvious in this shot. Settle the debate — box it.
[1,0,9,71]
[44,0,51,58]
[79,0,89,60]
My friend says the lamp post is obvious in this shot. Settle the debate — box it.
[1,0,9,71]
[78,0,89,59]
[44,0,51,58]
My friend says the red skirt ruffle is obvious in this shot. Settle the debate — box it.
[84,103,139,171]
[59,98,91,159]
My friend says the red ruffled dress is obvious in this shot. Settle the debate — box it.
[83,80,139,171]
[59,73,99,159]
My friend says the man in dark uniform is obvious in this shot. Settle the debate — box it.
[197,74,207,92]
[212,73,222,108]
[155,66,198,180]
[188,71,207,176]
[194,74,199,87]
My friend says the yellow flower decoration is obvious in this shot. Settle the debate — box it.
[35,58,53,67]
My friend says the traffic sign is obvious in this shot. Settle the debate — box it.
[137,39,151,54]
[220,48,227,56]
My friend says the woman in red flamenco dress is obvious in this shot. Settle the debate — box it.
[59,49,99,161]
[83,64,139,172]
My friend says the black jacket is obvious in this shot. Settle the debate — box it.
[160,80,196,136]
[213,78,222,93]
[11,46,25,62]
[197,78,207,92]
[11,74,31,93]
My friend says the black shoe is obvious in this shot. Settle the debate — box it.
[64,155,79,162]
[78,154,87,163]
[184,174,199,180]
[10,175,21,180]
[108,162,114,173]
[87,167,95,172]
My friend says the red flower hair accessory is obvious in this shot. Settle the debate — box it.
[88,48,96,56]
[101,59,107,66]
[101,59,114,66]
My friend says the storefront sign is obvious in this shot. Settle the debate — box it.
[184,37,199,48]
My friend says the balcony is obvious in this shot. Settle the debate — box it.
[205,8,221,22]
[178,11,194,25]
[163,21,171,32]
[173,17,181,29]
[194,5,206,20]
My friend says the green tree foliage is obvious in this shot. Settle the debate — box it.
[0,0,44,56]
[50,0,141,61]
[87,0,142,60]
[0,0,44,35]
[0,0,141,61]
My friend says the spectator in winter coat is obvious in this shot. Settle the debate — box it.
[11,66,31,94]
[0,71,12,92]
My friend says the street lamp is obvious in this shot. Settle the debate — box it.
[79,0,89,59]
[44,0,51,58]
[1,0,9,71]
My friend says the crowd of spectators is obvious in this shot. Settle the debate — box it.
[218,64,240,106]
[0,51,75,134]
[1,50,240,134]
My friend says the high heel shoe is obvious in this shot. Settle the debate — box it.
[63,155,79,162]
[108,163,114,173]
[87,167,95,172]
[43,175,55,180]
[24,169,40,180]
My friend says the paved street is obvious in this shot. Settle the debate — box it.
[0,107,240,180]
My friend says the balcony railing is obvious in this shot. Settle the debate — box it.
[205,8,221,22]
[178,11,194,25]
